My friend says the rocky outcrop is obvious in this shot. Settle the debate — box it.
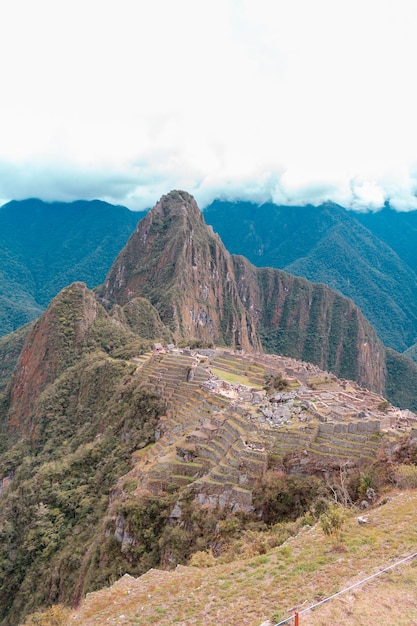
[99,190,260,352]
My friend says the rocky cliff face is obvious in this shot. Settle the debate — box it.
[99,190,386,392]
[232,257,386,392]
[99,190,260,351]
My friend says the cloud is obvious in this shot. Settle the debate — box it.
[3,154,417,214]
[1,1,417,212]
[0,161,138,206]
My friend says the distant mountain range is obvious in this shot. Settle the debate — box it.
[1,191,417,410]
[2,197,417,360]
[0,199,143,337]
[203,201,417,354]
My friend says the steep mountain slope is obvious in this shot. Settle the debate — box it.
[356,205,417,362]
[0,284,163,624]
[0,286,401,621]
[0,199,143,337]
[356,205,417,276]
[203,200,417,351]
[0,293,415,624]
[404,341,417,363]
[98,191,260,352]
[0,324,32,394]
[99,191,385,392]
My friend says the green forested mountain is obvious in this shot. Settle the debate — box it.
[0,199,143,337]
[203,200,417,352]
[0,284,163,623]
[356,205,417,276]
[98,191,385,392]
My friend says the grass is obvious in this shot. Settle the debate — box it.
[68,488,417,625]
[211,367,264,388]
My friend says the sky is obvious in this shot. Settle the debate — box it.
[1,0,417,211]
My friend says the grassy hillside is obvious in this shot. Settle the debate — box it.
[0,334,162,622]
[2,305,417,623]
[64,489,417,625]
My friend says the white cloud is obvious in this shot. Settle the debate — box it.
[1,0,417,211]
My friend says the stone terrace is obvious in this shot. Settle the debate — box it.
[119,348,416,512]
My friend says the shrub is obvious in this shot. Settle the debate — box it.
[392,463,417,489]
[320,503,345,543]
[189,549,216,567]
[22,605,71,625]
[264,372,290,393]
[253,470,326,524]
[377,400,391,412]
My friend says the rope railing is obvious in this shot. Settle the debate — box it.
[273,550,417,625]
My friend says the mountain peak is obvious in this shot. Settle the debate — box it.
[98,192,385,392]
[99,191,258,350]
[7,282,99,433]
[152,190,202,220]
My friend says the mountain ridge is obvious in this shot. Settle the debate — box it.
[2,195,417,358]
[203,200,417,352]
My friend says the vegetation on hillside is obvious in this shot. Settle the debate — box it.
[0,323,32,392]
[0,351,163,623]
[357,205,417,275]
[0,283,167,624]
[385,348,417,411]
[39,487,417,625]
[0,199,143,337]
[3,192,417,625]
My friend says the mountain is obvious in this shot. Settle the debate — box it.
[98,191,384,392]
[2,191,417,624]
[0,292,415,623]
[0,286,163,623]
[0,324,32,394]
[0,199,143,338]
[2,196,417,355]
[203,200,417,352]
[355,205,417,363]
[356,205,417,276]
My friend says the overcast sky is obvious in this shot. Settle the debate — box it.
[1,0,417,211]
